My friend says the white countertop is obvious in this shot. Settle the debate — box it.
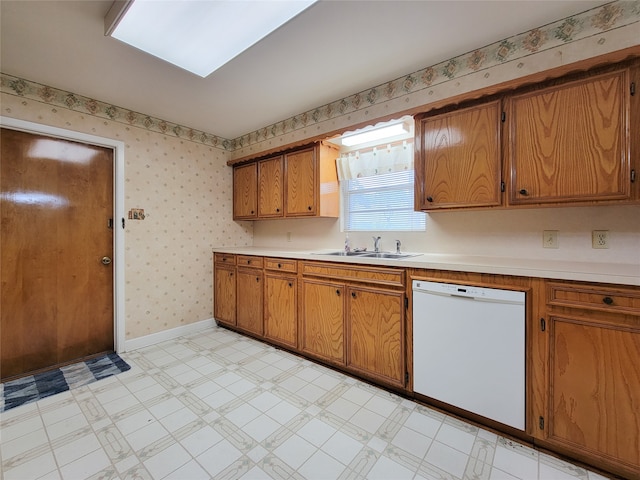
[213,246,640,286]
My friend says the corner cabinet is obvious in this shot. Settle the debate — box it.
[232,142,339,221]
[542,281,640,479]
[414,99,503,210]
[414,58,640,212]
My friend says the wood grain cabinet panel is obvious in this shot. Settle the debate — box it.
[214,263,236,326]
[258,156,284,217]
[285,148,316,216]
[544,280,640,479]
[236,268,263,336]
[301,279,345,364]
[508,68,632,205]
[233,163,257,219]
[264,274,297,348]
[415,100,502,210]
[347,286,405,387]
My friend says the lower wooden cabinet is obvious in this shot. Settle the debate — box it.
[300,279,345,364]
[213,262,236,327]
[236,267,263,336]
[543,282,640,479]
[347,286,405,388]
[264,273,297,348]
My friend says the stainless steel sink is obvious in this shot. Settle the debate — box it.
[360,252,422,259]
[314,251,370,256]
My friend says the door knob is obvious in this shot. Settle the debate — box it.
[101,256,112,265]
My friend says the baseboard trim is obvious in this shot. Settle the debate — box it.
[124,318,216,352]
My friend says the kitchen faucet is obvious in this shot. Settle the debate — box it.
[372,236,381,253]
[395,239,402,254]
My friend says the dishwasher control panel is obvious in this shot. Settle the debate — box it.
[413,280,524,303]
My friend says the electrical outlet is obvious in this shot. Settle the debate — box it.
[592,230,609,249]
[543,230,558,249]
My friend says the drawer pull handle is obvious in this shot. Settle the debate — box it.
[603,296,614,305]
[247,260,251,264]
[278,263,282,268]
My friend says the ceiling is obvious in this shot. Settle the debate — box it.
[1,0,607,141]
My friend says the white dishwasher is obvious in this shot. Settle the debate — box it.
[412,280,525,430]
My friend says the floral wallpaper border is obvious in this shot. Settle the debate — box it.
[2,1,639,153]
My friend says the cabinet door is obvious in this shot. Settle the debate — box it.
[301,279,345,364]
[508,69,630,205]
[214,264,236,326]
[233,163,257,219]
[265,274,297,348]
[285,148,316,216]
[258,156,284,217]
[415,100,502,210]
[548,316,640,469]
[347,286,404,387]
[236,268,263,335]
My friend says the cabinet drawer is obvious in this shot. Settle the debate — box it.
[214,253,236,265]
[302,262,404,288]
[237,255,263,268]
[547,282,640,316]
[265,258,297,273]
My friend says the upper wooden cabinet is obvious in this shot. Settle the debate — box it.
[258,156,284,218]
[232,142,339,220]
[507,67,633,205]
[233,163,257,219]
[415,99,502,210]
[414,59,639,211]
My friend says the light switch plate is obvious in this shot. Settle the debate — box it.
[543,230,559,249]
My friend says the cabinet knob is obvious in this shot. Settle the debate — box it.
[229,272,233,276]
[351,292,356,298]
[336,289,341,296]
[251,210,255,214]
[277,263,282,268]
[247,260,251,264]
[519,189,529,196]
[256,277,260,282]
[426,196,434,203]
[602,296,614,305]
[307,206,312,210]
[288,282,293,287]
[276,208,280,212]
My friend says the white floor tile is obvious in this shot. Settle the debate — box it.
[242,414,281,442]
[1,428,49,460]
[367,455,415,479]
[53,432,102,467]
[225,403,262,428]
[143,443,191,479]
[265,400,301,424]
[492,445,539,480]
[125,421,170,452]
[195,439,242,477]
[405,409,443,438]
[273,434,317,469]
[180,425,224,457]
[298,450,347,479]
[425,441,469,479]
[59,448,110,480]
[435,422,477,455]
[350,407,386,434]
[391,425,432,459]
[297,418,337,447]
[321,430,365,465]
[3,451,58,480]
[164,459,211,480]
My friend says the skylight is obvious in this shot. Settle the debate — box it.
[105,0,317,78]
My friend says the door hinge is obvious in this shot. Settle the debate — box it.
[501,181,505,193]
[631,81,636,96]
[501,111,506,122]
[122,218,126,229]
[107,218,113,229]
[405,297,409,309]
[405,371,409,386]
[632,169,636,183]
[539,416,545,430]
[540,318,546,332]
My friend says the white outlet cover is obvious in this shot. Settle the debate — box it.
[592,230,609,249]
[543,230,559,249]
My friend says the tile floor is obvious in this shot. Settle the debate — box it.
[0,326,611,480]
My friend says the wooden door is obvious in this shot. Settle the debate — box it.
[415,100,502,210]
[347,286,404,387]
[233,163,257,219]
[264,274,297,348]
[214,264,236,326]
[236,268,263,335]
[300,279,345,364]
[508,68,630,205]
[285,148,316,216]
[1,128,114,379]
[258,156,283,217]
[548,316,640,469]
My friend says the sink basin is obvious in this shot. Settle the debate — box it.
[360,252,422,259]
[314,251,370,256]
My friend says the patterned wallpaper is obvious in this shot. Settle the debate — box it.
[0,93,253,339]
